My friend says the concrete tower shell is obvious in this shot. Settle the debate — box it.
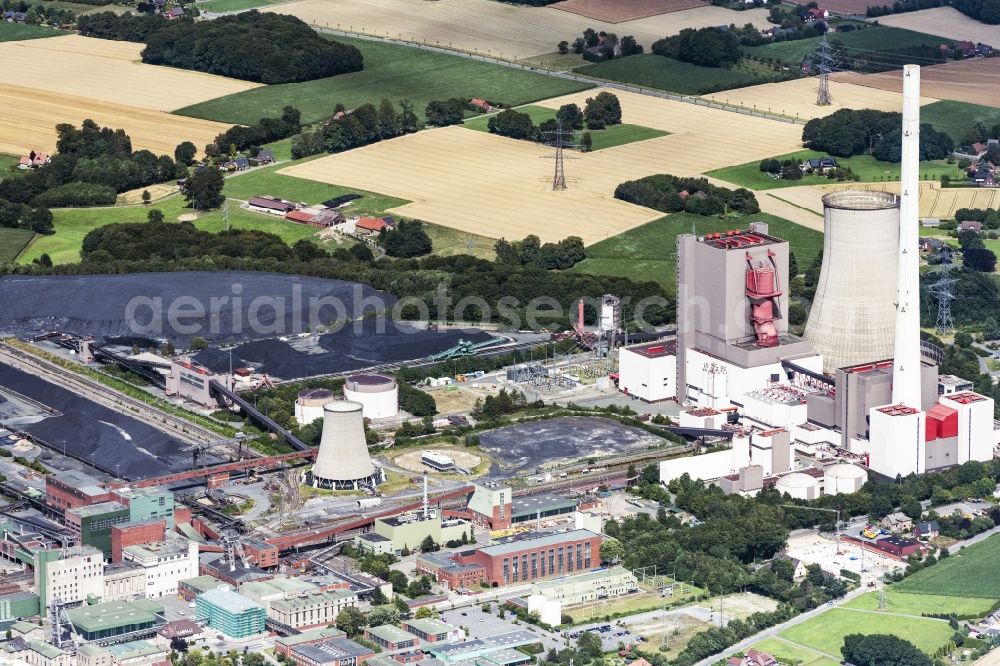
[308,400,380,489]
[804,191,900,374]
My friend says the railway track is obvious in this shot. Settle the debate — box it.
[0,343,222,448]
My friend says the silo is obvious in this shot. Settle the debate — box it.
[344,374,399,419]
[823,463,868,494]
[294,388,334,426]
[804,191,900,374]
[305,400,383,490]
[774,472,821,500]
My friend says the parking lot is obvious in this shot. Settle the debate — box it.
[440,603,567,654]
[569,620,642,652]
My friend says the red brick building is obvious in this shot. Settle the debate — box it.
[45,470,112,511]
[244,538,280,569]
[418,529,602,588]
[111,519,167,563]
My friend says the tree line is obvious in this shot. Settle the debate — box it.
[291,99,420,159]
[79,11,363,84]
[488,93,622,151]
[493,235,586,270]
[652,27,741,68]
[952,0,1000,23]
[0,0,76,25]
[557,27,643,61]
[210,106,301,156]
[802,109,954,161]
[615,174,760,216]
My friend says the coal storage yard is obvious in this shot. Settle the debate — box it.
[0,363,221,480]
[0,272,392,345]
[479,416,664,472]
[194,319,494,379]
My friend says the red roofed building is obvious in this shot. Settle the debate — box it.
[728,649,777,666]
[286,210,317,224]
[18,152,49,169]
[355,217,389,234]
[470,98,491,112]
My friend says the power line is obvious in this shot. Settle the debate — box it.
[541,118,578,191]
[813,32,837,105]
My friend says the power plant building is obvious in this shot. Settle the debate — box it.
[305,400,384,490]
[617,341,677,402]
[344,374,399,420]
[295,388,334,426]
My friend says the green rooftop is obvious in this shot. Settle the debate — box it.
[276,627,346,647]
[65,599,164,633]
[367,624,419,644]
[270,590,354,612]
[180,575,232,595]
[28,640,67,659]
[404,617,455,636]
[240,577,317,599]
[107,640,164,659]
[66,501,127,518]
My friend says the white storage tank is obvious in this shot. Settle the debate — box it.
[295,388,334,426]
[774,472,821,500]
[344,374,399,419]
[823,463,868,495]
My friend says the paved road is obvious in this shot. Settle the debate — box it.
[691,587,867,666]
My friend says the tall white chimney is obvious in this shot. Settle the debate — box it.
[892,64,922,408]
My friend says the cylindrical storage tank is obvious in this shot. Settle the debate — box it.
[343,374,399,419]
[294,388,334,426]
[774,472,820,500]
[824,463,868,495]
[804,191,900,374]
[309,400,380,489]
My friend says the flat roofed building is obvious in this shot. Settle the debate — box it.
[468,480,512,530]
[195,588,266,639]
[365,625,420,650]
[290,637,375,666]
[475,529,601,586]
[178,575,232,601]
[65,502,130,559]
[34,546,104,611]
[78,639,167,666]
[121,538,198,598]
[269,590,358,630]
[354,533,393,556]
[510,494,576,525]
[275,628,347,658]
[401,618,460,643]
[529,566,638,605]
[103,562,146,602]
[618,341,677,402]
[45,470,111,511]
[65,599,165,642]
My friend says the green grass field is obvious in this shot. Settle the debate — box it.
[568,212,822,292]
[744,26,950,65]
[461,105,667,151]
[0,154,23,181]
[0,21,67,41]
[0,229,36,264]
[195,0,280,12]
[576,54,764,95]
[897,534,1000,598]
[36,0,131,14]
[922,100,1000,145]
[844,591,995,618]
[708,149,963,189]
[176,36,593,126]
[422,222,496,260]
[780,609,954,657]
[747,637,837,666]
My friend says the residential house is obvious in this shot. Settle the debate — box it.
[728,649,777,666]
[970,164,996,187]
[806,7,829,20]
[920,238,947,252]
[469,99,492,113]
[880,512,913,533]
[355,217,390,235]
[802,156,838,173]
[959,220,984,232]
[955,40,978,57]
[165,6,184,18]
[914,520,940,539]
[18,152,50,170]
[3,10,28,22]
[254,148,276,165]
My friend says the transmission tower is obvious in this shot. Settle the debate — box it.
[929,270,957,334]
[814,33,837,106]
[542,119,578,191]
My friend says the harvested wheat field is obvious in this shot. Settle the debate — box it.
[552,0,706,23]
[818,0,877,14]
[875,7,1000,44]
[763,182,1000,223]
[0,35,260,111]
[833,59,1000,108]
[278,0,768,59]
[116,184,177,205]
[702,78,939,120]
[282,90,803,244]
[0,84,232,157]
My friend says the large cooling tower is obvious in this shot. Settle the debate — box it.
[306,400,382,490]
[804,191,900,374]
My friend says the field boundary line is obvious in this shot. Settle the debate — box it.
[838,607,951,621]
[764,193,824,216]
[770,635,842,661]
[304,26,806,126]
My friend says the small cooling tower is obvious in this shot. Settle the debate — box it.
[305,400,383,490]
[804,191,900,374]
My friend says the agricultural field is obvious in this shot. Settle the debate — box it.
[0,35,260,110]
[577,54,765,95]
[36,0,132,15]
[551,0,705,22]
[422,223,497,260]
[702,77,939,121]
[0,229,36,264]
[0,84,233,157]
[844,591,996,617]
[280,89,803,245]
[779,608,954,657]
[0,21,66,42]
[707,149,964,190]
[568,212,821,291]
[922,100,1000,144]
[818,0,876,13]
[176,36,592,126]
[875,6,1000,45]
[834,59,1000,110]
[195,0,282,12]
[897,534,1000,599]
[275,0,770,60]
[461,105,668,151]
[742,637,839,666]
[742,25,950,65]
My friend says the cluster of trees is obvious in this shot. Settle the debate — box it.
[291,99,420,159]
[80,12,363,83]
[0,0,76,25]
[866,0,945,17]
[958,229,997,272]
[558,28,642,61]
[381,220,433,258]
[950,0,1000,22]
[472,388,537,419]
[397,377,437,416]
[956,207,1000,229]
[615,174,759,216]
[425,99,468,127]
[803,109,954,161]
[842,634,931,666]
[759,158,804,181]
[0,198,54,236]
[142,12,363,83]
[210,106,301,156]
[493,235,586,270]
[1,120,183,213]
[652,27,741,68]
[487,95,618,150]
